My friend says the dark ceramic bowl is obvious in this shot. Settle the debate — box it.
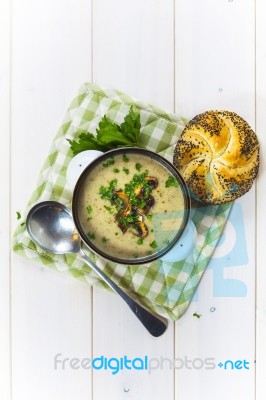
[72,147,190,265]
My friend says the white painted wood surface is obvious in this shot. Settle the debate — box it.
[0,0,264,399]
[0,1,11,399]
[255,0,266,398]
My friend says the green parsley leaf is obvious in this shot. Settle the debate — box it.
[118,214,139,229]
[86,205,93,220]
[16,211,21,220]
[67,130,110,154]
[113,168,120,173]
[123,154,129,162]
[87,232,95,240]
[135,163,142,171]
[193,312,202,319]
[99,179,117,200]
[149,240,158,249]
[138,199,147,209]
[123,167,130,175]
[120,107,141,144]
[104,205,114,214]
[102,236,109,244]
[86,205,92,214]
[103,157,115,168]
[68,106,141,155]
[165,175,179,188]
[137,238,143,245]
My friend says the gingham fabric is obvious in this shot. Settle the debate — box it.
[12,82,232,320]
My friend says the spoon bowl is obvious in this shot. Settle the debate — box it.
[26,200,168,337]
[26,201,81,254]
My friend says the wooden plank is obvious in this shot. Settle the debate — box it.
[175,0,255,122]
[11,261,92,400]
[255,0,266,398]
[0,0,11,399]
[93,0,175,398]
[93,288,174,399]
[11,0,93,399]
[93,0,175,111]
[175,192,256,399]
[175,1,256,399]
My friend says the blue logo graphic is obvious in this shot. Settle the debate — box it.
[160,202,249,303]
[217,359,250,370]
[54,353,252,373]
[195,202,248,298]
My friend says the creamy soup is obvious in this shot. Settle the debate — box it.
[77,153,186,261]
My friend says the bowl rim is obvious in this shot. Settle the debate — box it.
[72,147,191,265]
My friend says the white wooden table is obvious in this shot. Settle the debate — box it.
[1,0,265,399]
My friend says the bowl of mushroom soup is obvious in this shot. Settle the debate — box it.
[72,147,191,265]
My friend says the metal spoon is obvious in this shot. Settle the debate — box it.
[26,201,168,337]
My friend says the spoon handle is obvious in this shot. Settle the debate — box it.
[79,250,168,337]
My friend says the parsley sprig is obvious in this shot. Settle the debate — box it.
[68,107,141,155]
[165,175,179,188]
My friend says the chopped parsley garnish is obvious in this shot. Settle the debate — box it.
[137,199,146,209]
[86,205,92,213]
[124,171,150,209]
[165,175,179,188]
[99,179,118,201]
[133,253,139,258]
[163,239,170,245]
[123,154,129,162]
[16,211,21,220]
[68,106,141,155]
[104,205,114,214]
[113,168,120,173]
[102,237,109,243]
[137,238,143,245]
[149,240,158,249]
[193,312,202,319]
[123,167,130,175]
[87,232,95,240]
[20,222,25,226]
[117,214,139,229]
[103,157,115,168]
[98,170,158,239]
[135,163,142,171]
[146,214,152,221]
[86,205,93,220]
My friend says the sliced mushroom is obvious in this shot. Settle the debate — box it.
[134,176,158,196]
[145,176,158,189]
[114,190,130,217]
[117,221,127,234]
[142,196,155,215]
[112,177,157,236]
[131,222,149,238]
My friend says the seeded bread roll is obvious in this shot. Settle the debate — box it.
[173,110,259,204]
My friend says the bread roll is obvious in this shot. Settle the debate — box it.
[173,110,259,204]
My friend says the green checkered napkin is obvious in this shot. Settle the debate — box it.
[13,82,231,320]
